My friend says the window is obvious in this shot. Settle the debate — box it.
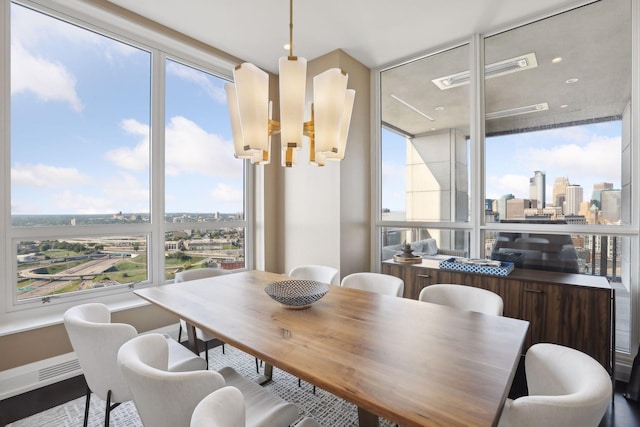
[380,44,470,225]
[2,1,248,316]
[164,59,246,279]
[482,0,632,354]
[377,0,636,357]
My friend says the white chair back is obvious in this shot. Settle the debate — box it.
[289,265,340,286]
[190,386,246,427]
[499,343,612,427]
[418,284,503,316]
[341,272,404,297]
[64,303,137,403]
[118,333,226,427]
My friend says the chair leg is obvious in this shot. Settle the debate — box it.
[222,343,225,354]
[205,341,209,366]
[104,389,121,427]
[178,324,182,342]
[255,357,259,373]
[105,390,112,427]
[83,386,91,427]
[298,378,302,387]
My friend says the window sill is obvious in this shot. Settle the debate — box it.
[0,291,149,337]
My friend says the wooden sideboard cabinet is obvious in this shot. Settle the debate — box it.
[381,259,614,373]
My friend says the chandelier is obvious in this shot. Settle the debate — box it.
[225,0,355,167]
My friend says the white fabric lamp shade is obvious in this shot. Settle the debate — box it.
[279,56,307,151]
[313,68,348,156]
[233,63,270,153]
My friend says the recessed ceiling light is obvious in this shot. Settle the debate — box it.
[565,78,579,84]
[432,52,538,90]
[284,44,290,50]
[435,106,444,111]
[485,102,549,120]
[552,57,563,64]
[560,104,568,108]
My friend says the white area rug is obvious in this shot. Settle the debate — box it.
[7,344,395,427]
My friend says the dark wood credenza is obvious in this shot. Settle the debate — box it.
[382,259,614,374]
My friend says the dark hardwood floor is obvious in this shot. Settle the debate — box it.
[1,375,639,426]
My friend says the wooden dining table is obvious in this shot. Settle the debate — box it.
[135,270,529,427]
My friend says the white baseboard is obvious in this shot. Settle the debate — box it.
[0,324,178,400]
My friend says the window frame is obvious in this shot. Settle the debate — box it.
[0,0,252,333]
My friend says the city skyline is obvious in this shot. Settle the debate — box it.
[382,120,622,213]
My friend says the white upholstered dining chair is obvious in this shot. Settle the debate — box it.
[418,284,504,316]
[498,343,612,427]
[288,264,340,286]
[191,386,323,427]
[118,333,300,427]
[64,303,205,427]
[176,267,229,364]
[340,272,404,297]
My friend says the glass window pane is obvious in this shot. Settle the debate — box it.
[165,227,245,280]
[10,4,151,225]
[381,226,469,260]
[484,0,630,226]
[380,45,470,223]
[16,236,148,301]
[164,59,243,222]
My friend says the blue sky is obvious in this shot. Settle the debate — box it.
[382,121,622,212]
[10,4,243,216]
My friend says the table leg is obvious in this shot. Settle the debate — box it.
[255,362,273,385]
[186,323,200,355]
[357,407,379,427]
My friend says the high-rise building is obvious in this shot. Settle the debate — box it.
[590,182,614,209]
[565,184,583,215]
[600,189,621,223]
[529,171,546,208]
[506,198,534,220]
[552,176,570,208]
[496,194,515,222]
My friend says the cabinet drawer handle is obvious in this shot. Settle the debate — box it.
[524,288,543,294]
[417,274,431,279]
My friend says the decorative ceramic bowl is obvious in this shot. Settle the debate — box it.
[264,279,329,309]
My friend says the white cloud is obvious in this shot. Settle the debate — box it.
[486,173,530,200]
[210,183,243,203]
[104,119,150,171]
[167,61,227,103]
[522,135,620,182]
[101,171,149,203]
[165,116,241,179]
[11,163,91,187]
[105,116,240,180]
[50,190,118,215]
[11,42,84,112]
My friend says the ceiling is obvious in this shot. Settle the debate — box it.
[380,0,631,137]
[104,0,629,138]
[104,0,587,73]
